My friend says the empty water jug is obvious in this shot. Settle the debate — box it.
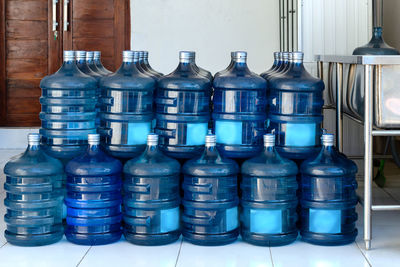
[241,134,298,246]
[182,134,239,246]
[99,51,156,159]
[123,134,181,245]
[3,133,64,246]
[267,51,324,160]
[300,134,358,246]
[213,51,267,159]
[40,50,97,163]
[94,51,112,75]
[65,134,123,245]
[156,51,211,159]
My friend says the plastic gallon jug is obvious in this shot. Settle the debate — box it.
[213,51,267,159]
[241,134,298,246]
[3,133,64,246]
[267,51,324,160]
[99,51,156,159]
[141,51,163,78]
[260,52,281,80]
[65,134,122,245]
[155,51,211,159]
[40,50,97,163]
[123,133,181,245]
[93,51,112,75]
[75,51,103,81]
[182,134,239,246]
[300,134,358,246]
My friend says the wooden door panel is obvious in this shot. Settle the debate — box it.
[7,40,47,58]
[6,0,47,20]
[73,0,114,20]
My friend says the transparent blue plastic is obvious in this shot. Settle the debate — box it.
[3,134,64,246]
[260,52,280,81]
[40,51,97,162]
[155,52,211,159]
[213,52,267,159]
[94,51,112,75]
[182,135,239,246]
[140,51,163,78]
[99,51,156,159]
[240,134,298,246]
[65,135,123,245]
[123,134,181,245]
[353,27,400,55]
[267,52,324,159]
[300,134,358,246]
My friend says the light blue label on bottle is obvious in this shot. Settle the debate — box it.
[285,123,316,146]
[160,207,180,233]
[127,122,151,145]
[309,209,341,234]
[225,207,239,231]
[215,120,242,145]
[250,209,282,234]
[186,123,208,145]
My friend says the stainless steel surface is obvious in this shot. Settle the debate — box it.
[364,64,373,251]
[63,0,69,32]
[372,205,400,211]
[336,63,343,152]
[316,55,400,65]
[372,130,400,136]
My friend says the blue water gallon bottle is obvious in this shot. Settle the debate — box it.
[99,51,156,159]
[300,134,358,245]
[260,52,281,80]
[3,133,64,246]
[213,51,267,159]
[182,134,239,246]
[40,50,97,163]
[155,51,211,159]
[93,51,112,75]
[267,51,324,160]
[139,51,163,78]
[241,134,298,246]
[65,134,122,245]
[123,133,181,245]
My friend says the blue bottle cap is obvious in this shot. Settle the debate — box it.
[63,50,75,61]
[86,51,94,61]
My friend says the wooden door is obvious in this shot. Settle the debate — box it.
[63,0,130,72]
[0,0,130,126]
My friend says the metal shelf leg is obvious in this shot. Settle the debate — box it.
[364,64,373,250]
[336,63,343,152]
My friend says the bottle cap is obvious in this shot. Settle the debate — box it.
[138,51,145,61]
[287,52,293,62]
[93,51,101,60]
[231,51,235,58]
[292,51,304,62]
[282,52,289,61]
[75,51,86,60]
[263,134,275,147]
[273,52,280,60]
[132,51,140,62]
[147,133,159,146]
[122,50,134,62]
[321,133,334,146]
[143,51,149,59]
[28,133,40,145]
[205,134,216,146]
[63,50,75,61]
[233,51,247,62]
[86,51,94,61]
[88,134,100,145]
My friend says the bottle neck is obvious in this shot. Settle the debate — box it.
[28,143,40,151]
[231,60,250,71]
[118,60,141,74]
[87,143,100,153]
[372,27,383,39]
[263,144,276,154]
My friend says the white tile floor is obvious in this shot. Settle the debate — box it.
[0,149,400,267]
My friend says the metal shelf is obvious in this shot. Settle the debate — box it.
[316,54,400,250]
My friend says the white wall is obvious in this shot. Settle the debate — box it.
[130,0,280,75]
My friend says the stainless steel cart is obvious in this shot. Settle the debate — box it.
[315,55,400,250]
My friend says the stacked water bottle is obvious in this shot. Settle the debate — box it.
[3,49,358,247]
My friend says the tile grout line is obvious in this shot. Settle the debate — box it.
[76,246,92,267]
[355,240,372,267]
[268,246,275,267]
[174,238,184,267]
